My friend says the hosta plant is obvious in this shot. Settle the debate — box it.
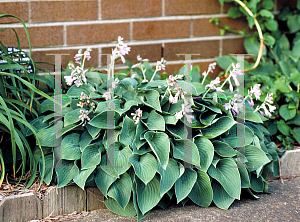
[36,37,279,220]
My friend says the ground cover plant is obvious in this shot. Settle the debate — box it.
[213,0,300,150]
[35,36,280,220]
[0,14,56,189]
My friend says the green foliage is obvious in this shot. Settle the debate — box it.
[215,0,300,149]
[34,46,280,220]
[0,14,57,188]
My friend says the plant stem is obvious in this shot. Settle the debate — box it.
[233,0,264,70]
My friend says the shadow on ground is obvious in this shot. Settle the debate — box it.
[68,177,300,222]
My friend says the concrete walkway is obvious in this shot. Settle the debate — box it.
[69,177,300,222]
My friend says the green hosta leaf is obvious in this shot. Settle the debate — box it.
[116,100,139,115]
[274,80,292,93]
[166,121,187,139]
[175,168,197,203]
[104,197,136,217]
[144,131,170,170]
[67,84,95,97]
[239,167,251,188]
[89,111,121,129]
[129,153,158,185]
[194,136,214,172]
[277,119,291,136]
[176,81,205,96]
[145,110,165,131]
[140,90,161,112]
[279,105,296,121]
[120,116,136,147]
[95,167,117,198]
[134,121,147,149]
[81,144,101,169]
[199,111,217,126]
[291,127,300,144]
[64,108,81,127]
[73,166,96,190]
[208,158,241,200]
[245,111,263,123]
[37,124,63,147]
[202,116,236,138]
[250,174,264,192]
[27,116,49,136]
[61,133,81,160]
[132,181,149,220]
[212,180,235,210]
[222,123,254,147]
[195,101,222,114]
[87,124,101,139]
[39,153,54,185]
[107,173,132,209]
[79,131,93,151]
[172,139,200,167]
[137,176,161,215]
[56,160,79,188]
[213,141,236,158]
[100,154,119,178]
[110,143,132,175]
[244,145,270,171]
[40,95,71,113]
[188,171,213,207]
[158,158,182,196]
[163,115,178,125]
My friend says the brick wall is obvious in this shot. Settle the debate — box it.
[0,0,294,76]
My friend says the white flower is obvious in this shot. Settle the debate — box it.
[175,111,184,119]
[64,76,73,86]
[208,62,217,73]
[131,108,143,124]
[266,93,274,104]
[79,110,90,123]
[250,84,261,100]
[103,92,112,100]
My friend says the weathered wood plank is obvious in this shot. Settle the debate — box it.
[86,187,106,211]
[0,193,42,222]
[42,186,86,218]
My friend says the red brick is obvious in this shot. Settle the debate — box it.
[0,2,28,24]
[30,1,98,22]
[101,0,162,19]
[32,49,99,72]
[133,20,190,40]
[164,61,221,79]
[193,17,250,37]
[0,26,63,48]
[66,23,130,45]
[101,44,162,66]
[222,38,246,55]
[222,2,237,13]
[165,0,220,15]
[164,40,220,61]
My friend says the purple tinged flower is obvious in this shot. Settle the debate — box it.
[224,102,232,110]
[64,76,74,86]
[137,55,149,62]
[247,99,254,107]
[266,93,274,104]
[175,111,184,119]
[267,103,276,113]
[131,108,143,124]
[79,110,90,122]
[215,87,224,92]
[131,64,139,69]
[259,110,265,116]
[74,79,82,87]
[250,84,261,100]
[103,92,111,100]
[208,62,217,73]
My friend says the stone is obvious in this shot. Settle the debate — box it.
[280,149,300,178]
[0,193,42,222]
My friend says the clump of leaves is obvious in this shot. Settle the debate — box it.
[36,37,279,220]
[0,14,56,188]
[214,0,300,149]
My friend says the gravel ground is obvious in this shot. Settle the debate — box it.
[56,177,300,222]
